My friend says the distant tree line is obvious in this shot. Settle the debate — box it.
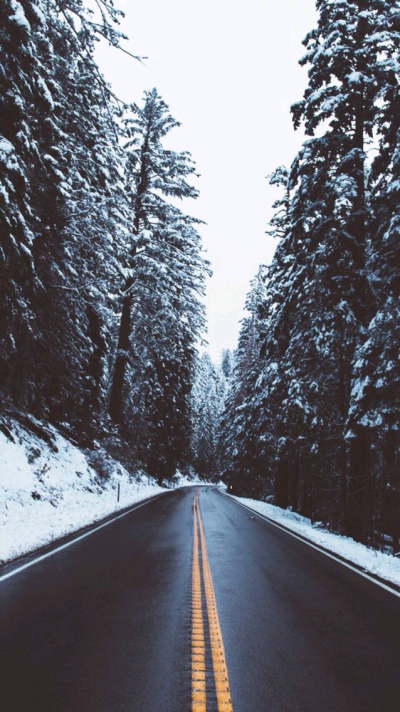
[191,350,233,480]
[219,0,400,550]
[0,0,210,483]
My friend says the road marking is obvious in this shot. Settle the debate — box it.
[192,493,206,711]
[192,491,233,711]
[222,493,400,600]
[0,492,168,584]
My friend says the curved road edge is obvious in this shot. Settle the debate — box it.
[0,489,172,583]
[219,490,400,598]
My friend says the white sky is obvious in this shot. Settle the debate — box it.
[96,0,317,361]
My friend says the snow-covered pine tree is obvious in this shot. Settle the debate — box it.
[109,89,210,481]
[191,353,218,479]
[109,89,201,423]
[226,172,321,511]
[219,268,267,496]
[35,6,129,434]
[217,0,399,546]
[0,0,130,439]
[129,212,209,482]
[221,349,234,381]
[191,352,228,480]
[288,0,400,541]
[348,68,400,548]
[0,0,60,399]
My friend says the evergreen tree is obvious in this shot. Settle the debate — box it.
[291,0,400,539]
[109,89,210,482]
[191,352,228,480]
[0,0,60,399]
[31,5,127,433]
[221,349,234,380]
[219,268,267,496]
[109,89,201,421]
[0,0,131,440]
[221,0,399,546]
[348,88,400,547]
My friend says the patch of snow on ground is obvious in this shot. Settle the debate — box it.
[230,495,400,588]
[173,471,214,487]
[0,420,166,565]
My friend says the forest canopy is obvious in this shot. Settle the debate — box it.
[220,0,400,550]
[1,0,399,552]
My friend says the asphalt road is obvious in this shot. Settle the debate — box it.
[1,486,399,712]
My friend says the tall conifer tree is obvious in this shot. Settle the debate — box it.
[109,89,209,481]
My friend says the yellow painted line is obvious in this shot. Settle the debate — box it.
[196,495,234,712]
[192,494,206,712]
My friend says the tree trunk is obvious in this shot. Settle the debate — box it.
[338,347,349,532]
[108,293,132,424]
[346,10,372,543]
[347,428,371,543]
[384,429,400,553]
[82,304,106,434]
[289,455,299,512]
[275,456,289,509]
[108,128,149,426]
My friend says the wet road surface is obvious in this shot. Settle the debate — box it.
[1,486,400,711]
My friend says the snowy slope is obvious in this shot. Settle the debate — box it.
[0,416,167,564]
[229,494,400,588]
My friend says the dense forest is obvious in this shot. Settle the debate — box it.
[0,0,211,483]
[220,0,400,550]
[1,0,399,551]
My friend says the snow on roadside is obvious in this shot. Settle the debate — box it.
[229,494,400,588]
[0,419,166,565]
[174,472,212,487]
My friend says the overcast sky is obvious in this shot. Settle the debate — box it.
[96,0,317,361]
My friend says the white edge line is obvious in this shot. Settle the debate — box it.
[0,492,168,583]
[222,492,400,600]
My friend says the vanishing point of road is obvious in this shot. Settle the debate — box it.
[1,486,399,711]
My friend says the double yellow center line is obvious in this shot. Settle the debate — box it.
[192,491,233,712]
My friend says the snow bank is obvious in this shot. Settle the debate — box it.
[174,472,213,487]
[230,495,400,588]
[0,419,167,564]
